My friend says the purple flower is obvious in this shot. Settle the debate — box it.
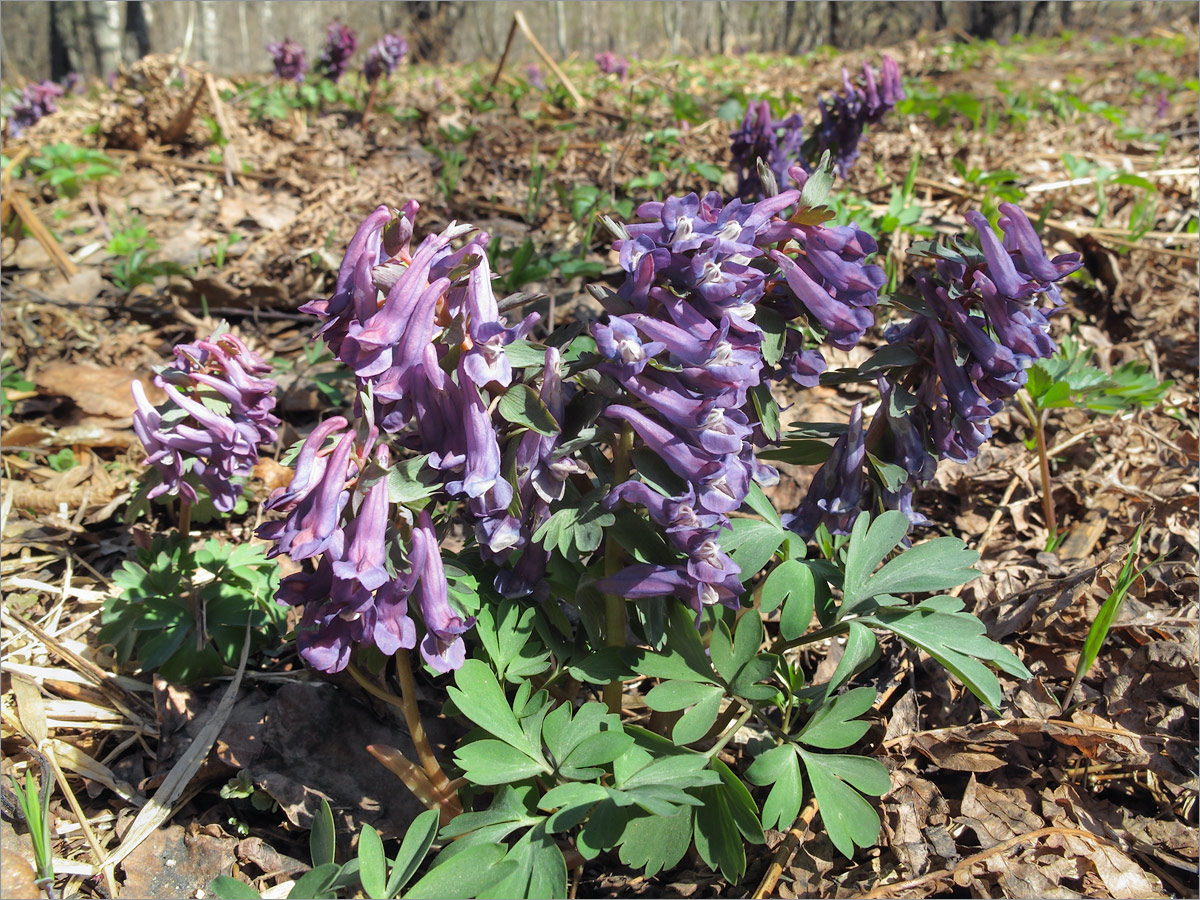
[525,64,546,91]
[594,51,629,80]
[267,37,307,82]
[9,81,63,137]
[410,511,475,672]
[131,331,279,513]
[364,32,408,83]
[316,22,358,82]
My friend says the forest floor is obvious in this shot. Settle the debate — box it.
[1,18,1197,900]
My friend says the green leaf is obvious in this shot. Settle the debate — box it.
[310,798,336,868]
[209,876,262,899]
[454,740,548,785]
[503,340,548,369]
[861,600,1029,711]
[750,383,782,442]
[772,561,817,640]
[645,681,725,745]
[479,822,566,900]
[797,750,888,859]
[798,686,876,750]
[403,843,513,899]
[721,518,787,582]
[841,511,910,613]
[756,307,787,368]
[385,454,438,503]
[823,621,878,696]
[711,757,765,844]
[617,807,693,877]
[742,480,783,529]
[386,809,440,898]
[358,824,387,900]
[498,383,560,436]
[288,863,341,899]
[746,745,803,831]
[799,150,836,208]
[693,783,746,882]
[447,659,540,757]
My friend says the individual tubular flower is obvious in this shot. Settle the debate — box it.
[364,32,408,83]
[730,99,805,201]
[594,51,629,80]
[783,404,866,538]
[316,22,358,82]
[9,81,64,137]
[267,37,307,82]
[131,331,279,513]
[808,55,904,178]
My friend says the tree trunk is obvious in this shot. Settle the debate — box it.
[124,0,150,62]
[87,0,123,76]
[554,1,568,58]
[50,2,83,80]
[828,0,840,48]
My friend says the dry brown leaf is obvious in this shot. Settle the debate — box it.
[31,362,155,419]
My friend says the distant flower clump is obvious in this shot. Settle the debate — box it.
[267,37,308,82]
[316,22,358,82]
[132,331,280,513]
[9,81,64,137]
[364,32,409,83]
[730,100,805,201]
[525,63,546,91]
[810,54,904,178]
[594,51,629,80]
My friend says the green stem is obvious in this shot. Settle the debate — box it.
[177,498,192,539]
[1019,392,1057,539]
[602,424,635,715]
[704,703,755,759]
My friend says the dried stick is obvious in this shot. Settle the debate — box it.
[863,826,1116,898]
[515,11,584,108]
[203,71,241,187]
[6,190,77,279]
[752,799,819,899]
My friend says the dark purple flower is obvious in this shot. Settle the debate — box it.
[784,404,866,537]
[809,55,904,178]
[316,22,358,82]
[364,32,408,83]
[131,330,279,513]
[267,37,307,82]
[9,81,63,137]
[410,510,474,672]
[730,100,805,201]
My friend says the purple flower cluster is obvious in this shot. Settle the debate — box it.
[364,33,408,83]
[594,52,629,80]
[316,22,358,82]
[592,181,885,615]
[9,81,64,138]
[730,100,805,201]
[789,203,1081,538]
[267,37,308,82]
[262,417,474,673]
[131,332,279,513]
[810,55,904,178]
[266,202,543,670]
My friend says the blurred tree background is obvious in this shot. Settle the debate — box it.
[0,0,1188,82]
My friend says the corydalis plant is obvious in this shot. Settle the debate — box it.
[316,22,357,83]
[132,330,279,513]
[9,81,63,138]
[267,37,308,82]
[731,55,903,198]
[788,202,1083,538]
[589,164,884,616]
[364,32,408,83]
[263,202,538,672]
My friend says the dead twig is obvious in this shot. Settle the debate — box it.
[752,798,818,899]
[863,826,1117,898]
